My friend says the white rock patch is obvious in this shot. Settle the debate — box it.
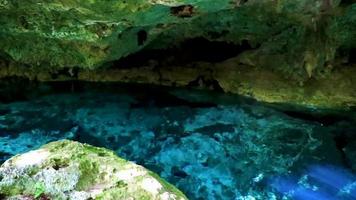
[160,192,178,200]
[69,191,91,200]
[34,165,80,193]
[116,167,146,181]
[141,178,163,196]
[148,0,181,6]
[14,149,49,168]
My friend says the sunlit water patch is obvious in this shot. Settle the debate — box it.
[0,82,355,199]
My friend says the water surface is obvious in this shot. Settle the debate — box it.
[0,81,355,199]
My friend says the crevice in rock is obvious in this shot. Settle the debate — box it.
[336,47,356,66]
[49,68,79,80]
[187,75,224,92]
[112,37,256,68]
[170,5,195,18]
[137,30,147,46]
[18,15,29,29]
[347,48,356,64]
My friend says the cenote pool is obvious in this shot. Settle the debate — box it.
[0,81,355,200]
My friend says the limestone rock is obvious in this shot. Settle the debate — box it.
[1,0,356,108]
[0,0,356,79]
[0,140,188,200]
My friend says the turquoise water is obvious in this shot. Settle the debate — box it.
[0,82,355,199]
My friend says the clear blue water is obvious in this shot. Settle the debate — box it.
[0,82,355,199]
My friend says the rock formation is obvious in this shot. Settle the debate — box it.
[0,140,188,200]
[1,0,356,108]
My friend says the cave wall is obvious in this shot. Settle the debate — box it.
[1,0,356,80]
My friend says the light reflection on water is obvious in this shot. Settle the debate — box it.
[271,165,356,200]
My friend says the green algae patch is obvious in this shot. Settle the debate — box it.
[75,159,100,191]
[0,140,188,200]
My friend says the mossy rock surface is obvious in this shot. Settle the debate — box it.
[1,0,356,80]
[1,0,356,109]
[0,140,188,200]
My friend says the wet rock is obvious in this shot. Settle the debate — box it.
[0,140,188,200]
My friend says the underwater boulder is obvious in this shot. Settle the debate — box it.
[0,140,188,200]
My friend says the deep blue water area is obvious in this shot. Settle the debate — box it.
[0,81,355,199]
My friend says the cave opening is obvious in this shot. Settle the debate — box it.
[348,48,356,64]
[112,37,256,68]
[335,47,356,66]
[137,30,148,46]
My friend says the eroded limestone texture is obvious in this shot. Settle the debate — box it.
[0,140,188,200]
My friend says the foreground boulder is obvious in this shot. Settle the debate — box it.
[0,140,188,200]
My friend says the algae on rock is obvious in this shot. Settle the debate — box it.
[0,140,188,200]
[1,0,356,79]
[1,0,356,109]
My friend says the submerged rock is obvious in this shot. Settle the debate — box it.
[0,85,355,199]
[0,140,188,200]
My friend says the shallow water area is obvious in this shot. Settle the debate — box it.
[0,81,355,200]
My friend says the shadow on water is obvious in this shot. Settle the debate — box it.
[0,79,355,199]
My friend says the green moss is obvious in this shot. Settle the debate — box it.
[0,178,39,198]
[44,139,71,152]
[83,144,114,157]
[115,180,128,188]
[75,159,100,190]
[27,166,41,177]
[34,182,46,199]
[1,0,355,80]
[0,184,23,196]
[51,157,69,169]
